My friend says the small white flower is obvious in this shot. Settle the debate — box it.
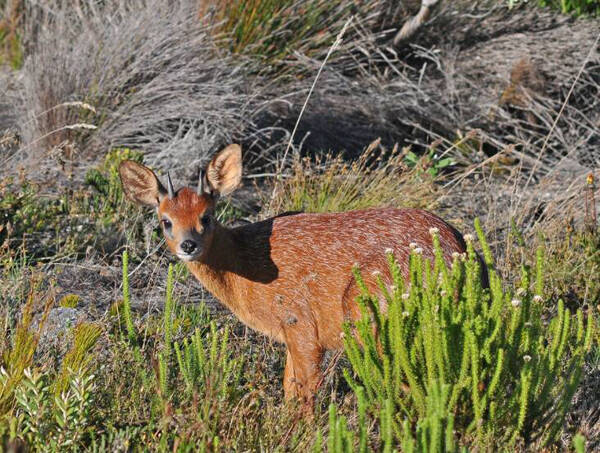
[385,248,394,255]
[389,285,397,293]
[464,233,474,242]
[511,298,521,308]
[516,287,526,296]
[402,293,410,300]
[402,311,410,318]
[429,227,439,235]
[524,322,532,327]
[440,290,448,297]
[433,305,439,313]
[523,355,532,363]
[413,247,423,255]
[371,270,381,277]
[409,242,418,249]
[533,294,543,303]
[452,251,460,259]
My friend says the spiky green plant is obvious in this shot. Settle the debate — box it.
[158,263,175,399]
[173,321,243,439]
[327,402,356,453]
[121,250,136,345]
[342,219,594,448]
[174,322,241,400]
[324,386,368,453]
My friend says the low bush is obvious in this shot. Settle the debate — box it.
[508,0,599,15]
[341,220,595,449]
[536,0,599,16]
[266,139,440,216]
[0,149,146,263]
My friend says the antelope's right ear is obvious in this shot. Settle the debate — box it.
[118,160,166,208]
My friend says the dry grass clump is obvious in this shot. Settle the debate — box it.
[266,139,439,216]
[264,1,599,172]
[6,0,598,189]
[11,0,264,179]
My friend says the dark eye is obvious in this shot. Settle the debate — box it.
[161,219,172,229]
[201,215,211,227]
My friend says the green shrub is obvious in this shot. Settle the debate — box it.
[55,323,102,394]
[508,0,600,15]
[267,140,438,216]
[84,147,143,217]
[342,220,594,449]
[13,367,96,450]
[0,295,51,416]
[537,0,599,16]
[58,294,80,308]
[541,227,599,309]
[0,147,145,263]
[0,179,66,247]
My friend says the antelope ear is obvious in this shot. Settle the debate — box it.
[118,160,166,207]
[205,144,242,197]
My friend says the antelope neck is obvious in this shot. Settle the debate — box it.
[184,222,257,308]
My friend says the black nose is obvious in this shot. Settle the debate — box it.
[180,240,197,254]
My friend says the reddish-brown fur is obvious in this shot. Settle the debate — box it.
[119,144,470,410]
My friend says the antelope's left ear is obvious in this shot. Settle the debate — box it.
[203,144,242,197]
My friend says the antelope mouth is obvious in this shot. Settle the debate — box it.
[176,252,201,262]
